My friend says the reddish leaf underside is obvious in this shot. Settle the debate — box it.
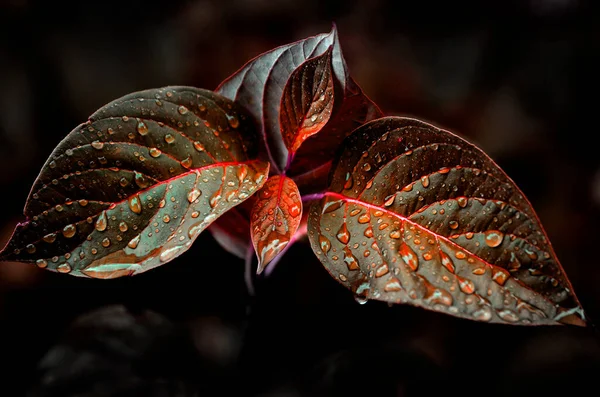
[0,87,269,278]
[280,48,334,154]
[250,175,302,273]
[308,116,586,326]
[216,25,381,173]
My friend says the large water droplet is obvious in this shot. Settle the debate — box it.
[343,247,359,270]
[384,277,402,292]
[457,196,468,208]
[458,277,475,294]
[484,230,504,248]
[358,212,370,224]
[62,224,76,238]
[336,223,350,244]
[160,245,183,262]
[440,251,455,273]
[128,234,141,249]
[492,268,510,285]
[473,306,492,321]
[375,264,389,277]
[289,203,301,218]
[96,211,108,231]
[128,194,142,214]
[57,263,72,273]
[187,188,201,203]
[319,235,331,253]
[149,148,161,158]
[399,243,419,271]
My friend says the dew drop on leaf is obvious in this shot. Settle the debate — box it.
[62,224,76,238]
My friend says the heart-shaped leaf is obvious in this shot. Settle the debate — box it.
[0,87,269,278]
[216,25,381,173]
[308,117,586,326]
[280,47,334,153]
[250,175,302,273]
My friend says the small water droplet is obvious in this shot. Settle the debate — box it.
[178,105,188,115]
[149,148,161,158]
[343,247,359,270]
[119,177,129,187]
[498,309,519,322]
[128,234,141,249]
[191,211,199,218]
[384,277,402,292]
[289,204,301,218]
[163,215,170,223]
[492,268,510,285]
[36,259,47,268]
[455,251,466,260]
[420,175,430,188]
[358,212,370,224]
[62,224,76,238]
[57,263,71,273]
[399,243,419,271]
[449,220,459,230]
[383,194,395,207]
[210,189,222,208]
[389,230,401,239]
[227,114,239,129]
[165,134,175,144]
[101,237,111,247]
[119,222,128,232]
[91,140,104,150]
[344,173,353,190]
[363,226,374,238]
[49,160,57,169]
[457,196,468,208]
[26,244,36,254]
[181,156,192,169]
[375,264,389,277]
[458,277,475,294]
[363,163,371,171]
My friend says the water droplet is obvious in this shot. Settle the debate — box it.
[498,309,519,322]
[420,175,430,188]
[339,274,347,282]
[282,199,299,217]
[363,163,371,171]
[57,263,71,273]
[128,194,142,214]
[56,205,64,212]
[423,252,433,261]
[165,134,175,144]
[344,173,353,190]
[193,141,205,152]
[455,251,466,260]
[187,188,201,203]
[49,160,56,169]
[492,268,510,285]
[96,211,108,231]
[399,243,419,271]
[343,247,359,270]
[458,277,475,294]
[137,121,149,135]
[210,188,222,208]
[163,215,170,223]
[118,222,128,232]
[389,230,401,239]
[26,244,36,254]
[383,194,395,207]
[36,259,47,268]
[457,196,468,208]
[91,140,104,150]
[62,224,76,238]
[227,114,239,129]
[364,226,374,238]
[134,171,150,189]
[449,220,459,230]
[119,177,129,187]
[126,234,140,249]
[319,235,331,253]
[484,230,504,248]
[191,211,199,218]
[375,264,389,277]
[384,277,402,292]
[336,223,350,244]
[358,212,370,224]
[473,306,492,321]
[181,156,192,169]
[178,105,188,115]
[101,238,111,247]
[149,148,161,158]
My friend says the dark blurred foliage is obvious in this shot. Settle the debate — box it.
[1,0,600,396]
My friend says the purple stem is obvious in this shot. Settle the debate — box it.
[301,192,325,202]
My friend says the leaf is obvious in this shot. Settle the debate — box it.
[308,116,586,326]
[250,175,302,273]
[0,86,269,278]
[280,48,334,153]
[216,25,381,172]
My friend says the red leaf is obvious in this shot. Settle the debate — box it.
[0,87,269,277]
[216,25,380,173]
[250,175,302,273]
[280,48,334,153]
[308,116,586,326]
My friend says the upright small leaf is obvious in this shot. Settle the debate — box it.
[0,87,269,278]
[251,176,302,273]
[308,116,586,326]
[280,48,334,153]
[216,25,380,172]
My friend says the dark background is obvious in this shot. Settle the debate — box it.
[1,1,599,396]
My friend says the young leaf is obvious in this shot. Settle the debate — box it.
[0,87,269,278]
[280,48,334,153]
[250,175,302,273]
[308,117,586,326]
[216,25,380,172]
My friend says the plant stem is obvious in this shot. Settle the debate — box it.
[301,192,325,202]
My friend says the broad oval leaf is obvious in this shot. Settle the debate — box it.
[251,175,302,273]
[308,116,586,326]
[216,25,381,172]
[0,86,269,278]
[280,48,334,153]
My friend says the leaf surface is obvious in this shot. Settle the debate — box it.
[216,25,381,172]
[308,117,586,326]
[250,175,302,273]
[280,48,334,153]
[0,87,269,277]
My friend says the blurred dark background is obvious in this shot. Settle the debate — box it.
[1,0,600,396]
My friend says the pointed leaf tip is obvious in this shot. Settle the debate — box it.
[251,176,302,272]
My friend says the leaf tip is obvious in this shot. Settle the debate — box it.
[255,240,288,275]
